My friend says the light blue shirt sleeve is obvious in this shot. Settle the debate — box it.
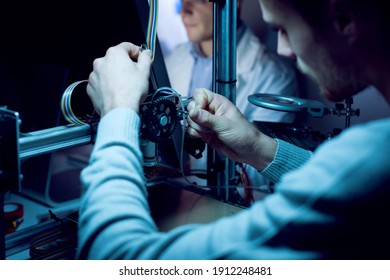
[78,108,390,259]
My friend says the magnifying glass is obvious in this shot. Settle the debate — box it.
[248,93,326,118]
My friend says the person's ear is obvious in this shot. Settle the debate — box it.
[329,0,358,44]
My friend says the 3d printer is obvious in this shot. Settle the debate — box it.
[1,0,361,260]
[0,0,207,259]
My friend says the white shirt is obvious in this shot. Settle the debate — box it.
[165,24,299,123]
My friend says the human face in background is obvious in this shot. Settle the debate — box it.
[259,0,368,102]
[180,0,213,45]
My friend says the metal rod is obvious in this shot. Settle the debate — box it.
[19,123,97,160]
[0,192,5,260]
[344,97,353,129]
[212,2,218,93]
[208,0,237,200]
[216,0,237,103]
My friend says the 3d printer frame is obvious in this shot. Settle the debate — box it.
[0,107,97,194]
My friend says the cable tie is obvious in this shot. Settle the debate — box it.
[215,79,237,85]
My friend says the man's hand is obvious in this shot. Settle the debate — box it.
[187,88,277,171]
[86,42,152,117]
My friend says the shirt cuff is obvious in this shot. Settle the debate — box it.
[261,139,312,183]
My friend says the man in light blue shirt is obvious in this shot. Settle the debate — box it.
[78,0,390,259]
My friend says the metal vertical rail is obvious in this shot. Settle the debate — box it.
[208,0,237,200]
[1,192,5,259]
